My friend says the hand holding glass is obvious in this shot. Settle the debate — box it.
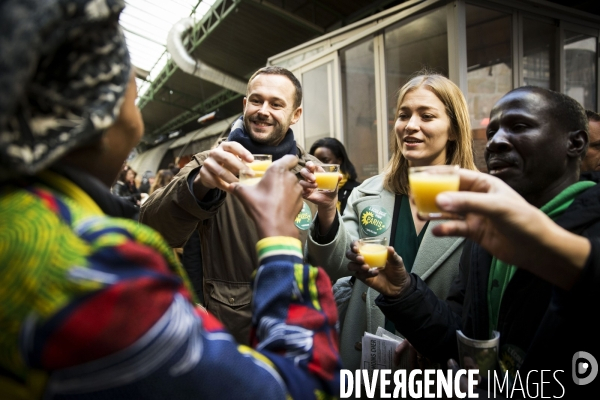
[239,154,272,185]
[408,165,460,218]
[357,237,389,269]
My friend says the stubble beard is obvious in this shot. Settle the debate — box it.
[243,115,288,146]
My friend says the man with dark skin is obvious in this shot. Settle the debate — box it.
[346,87,600,397]
[582,109,600,172]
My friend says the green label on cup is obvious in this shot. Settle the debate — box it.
[360,206,391,237]
[499,344,526,380]
[295,202,312,230]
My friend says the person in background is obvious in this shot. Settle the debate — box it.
[149,168,175,195]
[140,66,320,345]
[301,73,478,376]
[0,1,341,398]
[112,164,142,206]
[309,137,360,214]
[168,162,181,175]
[352,86,599,398]
[582,109,600,173]
[138,170,156,194]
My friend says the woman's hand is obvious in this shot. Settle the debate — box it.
[300,161,341,234]
[299,161,340,206]
[346,240,411,298]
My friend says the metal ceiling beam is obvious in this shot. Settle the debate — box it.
[137,96,194,111]
[248,0,325,34]
[150,89,242,136]
[137,0,243,111]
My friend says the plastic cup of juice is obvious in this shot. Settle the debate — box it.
[239,154,272,185]
[456,330,500,376]
[357,237,389,269]
[315,164,340,192]
[408,165,460,218]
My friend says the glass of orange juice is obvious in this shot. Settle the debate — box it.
[246,154,272,172]
[239,154,272,185]
[408,165,460,218]
[315,164,340,192]
[357,237,389,269]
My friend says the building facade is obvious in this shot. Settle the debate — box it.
[268,0,600,177]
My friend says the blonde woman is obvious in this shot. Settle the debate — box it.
[301,73,477,373]
[149,169,175,194]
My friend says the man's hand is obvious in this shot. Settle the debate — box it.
[431,169,590,289]
[195,141,253,194]
[231,155,303,239]
[346,240,411,298]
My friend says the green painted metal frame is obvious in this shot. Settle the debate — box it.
[137,0,243,111]
[149,89,242,136]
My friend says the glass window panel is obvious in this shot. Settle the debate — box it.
[384,8,449,153]
[340,38,378,181]
[302,63,332,149]
[466,5,512,172]
[564,31,597,111]
[523,19,557,90]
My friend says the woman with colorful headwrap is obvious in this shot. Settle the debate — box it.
[0,1,341,398]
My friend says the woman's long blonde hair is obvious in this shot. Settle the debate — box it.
[383,73,477,195]
[150,169,174,194]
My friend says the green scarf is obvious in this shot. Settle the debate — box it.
[487,180,596,337]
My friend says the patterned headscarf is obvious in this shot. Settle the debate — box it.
[0,0,131,181]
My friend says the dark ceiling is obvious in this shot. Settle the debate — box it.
[546,0,600,16]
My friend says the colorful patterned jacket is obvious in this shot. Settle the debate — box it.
[0,170,341,399]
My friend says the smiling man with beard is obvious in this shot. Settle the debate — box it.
[140,67,321,345]
[346,86,600,398]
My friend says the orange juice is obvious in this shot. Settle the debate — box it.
[409,173,460,213]
[359,244,388,269]
[315,172,339,191]
[247,160,272,172]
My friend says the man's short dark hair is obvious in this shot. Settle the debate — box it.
[586,109,600,122]
[508,86,589,160]
[511,86,588,133]
[247,66,302,109]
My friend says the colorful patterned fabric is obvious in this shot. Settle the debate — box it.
[0,0,131,180]
[0,173,341,399]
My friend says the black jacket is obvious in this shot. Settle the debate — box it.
[376,179,600,398]
[111,180,141,206]
[338,178,360,214]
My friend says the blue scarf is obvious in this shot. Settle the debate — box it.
[227,117,297,160]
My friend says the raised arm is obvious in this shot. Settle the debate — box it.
[139,141,253,247]
[430,169,591,290]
